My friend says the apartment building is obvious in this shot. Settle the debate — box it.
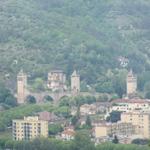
[93,122,134,138]
[109,99,150,113]
[12,116,48,141]
[61,129,75,141]
[121,112,150,138]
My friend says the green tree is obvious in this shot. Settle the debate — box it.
[48,124,63,135]
[32,78,45,92]
[84,96,96,104]
[106,111,121,123]
[72,131,95,150]
[0,84,17,107]
[112,135,119,144]
[54,106,70,118]
[59,96,70,107]
[71,116,78,126]
[5,95,17,107]
[98,94,109,102]
[112,70,127,98]
[86,115,92,128]
[132,139,149,145]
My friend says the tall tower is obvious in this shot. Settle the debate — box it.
[126,70,137,96]
[71,70,80,94]
[17,70,27,104]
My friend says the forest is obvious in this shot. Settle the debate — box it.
[1,0,150,96]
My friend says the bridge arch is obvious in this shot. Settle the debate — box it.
[43,95,54,102]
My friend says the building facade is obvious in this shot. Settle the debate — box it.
[80,104,96,116]
[61,129,75,141]
[109,99,150,113]
[121,112,150,138]
[12,116,48,141]
[93,122,134,138]
[47,70,66,92]
[17,70,27,104]
[126,70,137,96]
[71,70,80,94]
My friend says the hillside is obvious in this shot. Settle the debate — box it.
[1,0,150,94]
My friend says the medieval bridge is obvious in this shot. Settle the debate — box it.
[28,91,102,103]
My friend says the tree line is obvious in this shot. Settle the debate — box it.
[0,131,149,150]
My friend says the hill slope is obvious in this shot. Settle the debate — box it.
[1,0,150,93]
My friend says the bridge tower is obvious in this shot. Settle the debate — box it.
[17,70,27,104]
[126,69,137,97]
[71,70,80,95]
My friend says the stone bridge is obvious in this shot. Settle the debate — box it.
[27,91,102,103]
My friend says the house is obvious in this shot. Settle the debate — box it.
[38,111,58,122]
[80,104,96,116]
[12,116,48,141]
[108,99,150,114]
[92,122,135,139]
[61,128,75,141]
[95,102,110,113]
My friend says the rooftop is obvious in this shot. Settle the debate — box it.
[122,111,150,115]
[111,99,150,104]
[62,130,75,136]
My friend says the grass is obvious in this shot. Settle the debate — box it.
[0,103,56,131]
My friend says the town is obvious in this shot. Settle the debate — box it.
[9,69,150,145]
[1,0,150,150]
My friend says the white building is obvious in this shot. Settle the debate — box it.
[61,129,75,141]
[80,104,96,116]
[109,99,150,113]
[47,70,67,92]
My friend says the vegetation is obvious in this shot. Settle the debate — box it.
[48,124,63,135]
[0,132,149,150]
[0,84,17,108]
[59,96,70,107]
[73,95,96,107]
[0,103,54,131]
[1,0,150,97]
[1,0,150,148]
[132,139,149,145]
[54,106,71,118]
[112,135,119,144]
[85,115,92,128]
[106,111,121,123]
